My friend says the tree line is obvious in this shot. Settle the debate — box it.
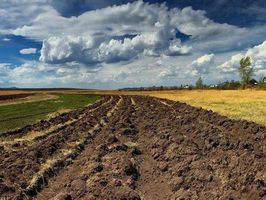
[195,56,266,89]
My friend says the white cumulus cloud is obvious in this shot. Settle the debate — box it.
[217,53,243,73]
[4,0,248,66]
[39,21,191,64]
[218,40,266,74]
[20,48,37,55]
[191,53,214,74]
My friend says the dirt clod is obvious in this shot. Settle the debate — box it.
[52,193,72,200]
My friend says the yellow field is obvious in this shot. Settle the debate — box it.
[145,90,266,125]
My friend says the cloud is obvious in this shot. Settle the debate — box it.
[0,63,12,75]
[49,0,135,17]
[0,63,13,85]
[158,69,173,78]
[170,7,241,39]
[2,1,196,65]
[0,54,198,88]
[11,1,172,39]
[170,6,266,54]
[40,32,191,64]
[1,0,266,88]
[9,1,243,41]
[246,40,266,70]
[192,54,214,66]
[191,53,214,74]
[158,53,215,79]
[158,66,198,80]
[40,36,94,64]
[3,1,266,64]
[218,40,266,74]
[6,1,245,63]
[0,0,50,33]
[2,38,10,42]
[217,53,243,73]
[20,48,37,54]
[0,61,97,87]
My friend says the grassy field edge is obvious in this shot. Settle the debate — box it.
[0,94,100,132]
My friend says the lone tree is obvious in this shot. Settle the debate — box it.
[195,77,204,89]
[238,56,253,87]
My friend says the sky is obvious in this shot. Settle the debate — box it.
[1,0,266,89]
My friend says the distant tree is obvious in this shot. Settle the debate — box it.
[217,80,241,89]
[195,77,204,89]
[238,56,253,88]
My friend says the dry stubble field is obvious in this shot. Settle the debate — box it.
[146,90,266,126]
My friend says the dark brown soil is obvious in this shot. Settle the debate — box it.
[0,94,34,101]
[0,95,265,200]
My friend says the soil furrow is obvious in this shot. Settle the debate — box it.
[133,96,265,200]
[35,97,144,199]
[0,95,265,200]
[0,96,119,199]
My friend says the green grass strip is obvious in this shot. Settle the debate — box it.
[0,94,100,132]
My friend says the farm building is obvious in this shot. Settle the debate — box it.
[249,79,258,85]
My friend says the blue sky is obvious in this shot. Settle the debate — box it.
[1,0,266,88]
[0,35,41,65]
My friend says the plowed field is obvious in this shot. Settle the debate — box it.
[0,96,265,200]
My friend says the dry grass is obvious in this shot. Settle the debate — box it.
[145,90,266,125]
[0,90,29,95]
[27,158,57,190]
[46,108,72,118]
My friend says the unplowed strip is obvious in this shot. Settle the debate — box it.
[1,97,114,146]
[0,96,110,140]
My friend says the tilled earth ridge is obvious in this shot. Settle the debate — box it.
[0,96,118,198]
[0,94,34,101]
[0,95,265,200]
